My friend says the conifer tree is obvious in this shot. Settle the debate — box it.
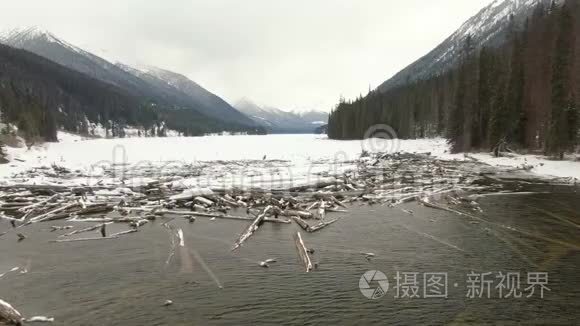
[547,2,575,158]
[447,35,474,152]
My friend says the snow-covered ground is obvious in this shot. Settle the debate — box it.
[1,133,579,187]
[462,151,580,181]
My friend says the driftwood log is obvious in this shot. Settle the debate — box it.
[294,231,313,272]
[50,229,138,243]
[232,206,272,251]
[292,216,339,233]
[0,299,22,325]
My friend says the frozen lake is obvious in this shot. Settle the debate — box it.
[1,134,449,190]
[3,134,579,187]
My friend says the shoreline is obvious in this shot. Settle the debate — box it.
[2,133,580,182]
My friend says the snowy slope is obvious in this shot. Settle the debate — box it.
[234,99,326,133]
[1,27,72,50]
[378,0,551,92]
[128,65,256,126]
[0,27,152,94]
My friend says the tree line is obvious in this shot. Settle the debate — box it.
[328,0,579,158]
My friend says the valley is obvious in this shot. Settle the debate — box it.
[1,0,579,325]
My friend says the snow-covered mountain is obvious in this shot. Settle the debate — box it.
[0,27,152,95]
[234,99,327,133]
[378,0,551,92]
[118,64,256,125]
[0,27,256,128]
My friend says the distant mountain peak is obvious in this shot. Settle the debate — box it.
[0,26,78,53]
[234,99,328,133]
[117,64,257,126]
[452,0,539,43]
[1,26,49,41]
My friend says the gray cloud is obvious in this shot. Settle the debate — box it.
[1,0,492,111]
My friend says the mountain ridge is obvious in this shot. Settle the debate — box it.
[378,0,551,92]
[134,66,256,126]
[0,27,257,130]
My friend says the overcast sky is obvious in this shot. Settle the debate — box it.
[1,0,493,112]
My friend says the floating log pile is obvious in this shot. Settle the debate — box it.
[0,151,559,261]
[2,151,570,321]
[2,149,578,326]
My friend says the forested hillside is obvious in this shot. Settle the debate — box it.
[0,43,154,142]
[0,43,264,148]
[136,66,257,126]
[0,28,260,134]
[328,0,579,158]
[378,0,550,92]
